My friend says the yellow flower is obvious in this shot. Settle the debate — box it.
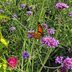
[0,31,9,47]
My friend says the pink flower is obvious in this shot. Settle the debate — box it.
[55,2,69,9]
[41,36,59,48]
[62,57,72,70]
[69,11,72,17]
[47,28,55,35]
[7,57,18,68]
[55,56,64,64]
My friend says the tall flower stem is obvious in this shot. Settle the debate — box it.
[39,48,53,72]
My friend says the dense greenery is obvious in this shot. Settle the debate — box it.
[0,0,72,72]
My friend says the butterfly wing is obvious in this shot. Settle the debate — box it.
[28,22,43,39]
[38,22,43,35]
[28,32,41,39]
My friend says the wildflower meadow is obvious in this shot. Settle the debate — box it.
[0,0,72,72]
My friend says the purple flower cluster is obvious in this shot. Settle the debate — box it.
[41,36,59,48]
[55,56,63,64]
[69,11,72,17]
[12,14,18,19]
[22,51,29,59]
[28,33,33,38]
[55,56,72,70]
[62,57,72,70]
[42,23,48,29]
[0,9,4,13]
[47,28,55,35]
[55,2,69,9]
[27,11,33,15]
[9,26,16,32]
[20,4,26,9]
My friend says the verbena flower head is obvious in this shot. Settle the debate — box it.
[27,11,33,15]
[60,67,67,72]
[55,2,69,9]
[48,28,55,35]
[41,36,59,48]
[12,14,18,19]
[0,9,4,13]
[28,33,33,38]
[28,30,34,38]
[55,56,64,64]
[22,51,29,59]
[7,56,18,68]
[20,4,26,9]
[69,11,72,17]
[62,57,72,70]
[42,22,48,29]
[9,26,16,32]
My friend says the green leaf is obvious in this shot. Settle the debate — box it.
[0,32,9,47]
[0,43,4,49]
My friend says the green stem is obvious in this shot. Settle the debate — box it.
[39,48,53,72]
[39,0,46,21]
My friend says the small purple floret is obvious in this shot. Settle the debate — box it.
[22,51,29,59]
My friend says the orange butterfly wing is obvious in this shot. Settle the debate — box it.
[38,23,43,34]
[28,32,41,39]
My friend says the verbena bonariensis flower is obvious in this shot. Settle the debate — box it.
[0,9,4,13]
[28,33,33,38]
[69,11,72,17]
[42,22,48,29]
[27,11,33,15]
[47,28,55,35]
[60,67,67,72]
[22,51,29,59]
[62,57,72,70]
[12,14,18,19]
[9,26,16,32]
[55,2,69,9]
[55,56,64,64]
[20,4,26,9]
[7,57,18,68]
[41,36,59,48]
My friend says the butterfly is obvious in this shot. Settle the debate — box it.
[28,22,43,39]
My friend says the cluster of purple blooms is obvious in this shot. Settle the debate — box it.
[55,2,69,9]
[22,51,29,59]
[55,56,72,70]
[20,4,33,15]
[41,36,59,48]
[55,2,72,17]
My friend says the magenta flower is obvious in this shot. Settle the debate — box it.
[55,2,69,9]
[41,36,59,48]
[69,11,72,17]
[62,57,72,70]
[47,28,55,35]
[7,57,18,68]
[55,56,64,64]
[22,51,29,59]
[27,11,33,15]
